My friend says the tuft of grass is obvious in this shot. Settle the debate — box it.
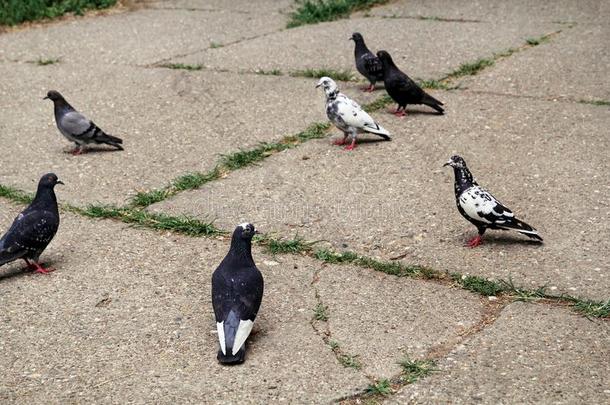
[339,354,362,369]
[362,94,393,113]
[313,303,329,321]
[579,99,610,107]
[328,339,340,350]
[500,277,547,301]
[365,379,392,396]
[399,357,437,384]
[452,273,505,296]
[287,0,389,28]
[448,58,495,78]
[173,168,221,191]
[286,122,331,143]
[259,235,318,255]
[526,35,551,46]
[131,189,171,207]
[416,79,455,90]
[291,68,355,82]
[209,42,223,48]
[159,63,203,71]
[255,69,283,76]
[0,184,34,205]
[314,248,428,277]
[0,0,117,26]
[220,142,291,170]
[77,205,223,237]
[30,57,61,66]
[570,299,610,318]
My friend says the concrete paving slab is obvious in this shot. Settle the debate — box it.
[0,7,285,66]
[171,17,559,78]
[463,25,610,101]
[366,0,610,25]
[389,301,610,404]
[317,264,484,379]
[0,62,323,206]
[148,91,610,300]
[0,202,368,403]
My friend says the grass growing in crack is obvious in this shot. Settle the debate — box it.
[526,35,551,46]
[291,68,355,82]
[220,143,291,170]
[160,63,203,71]
[0,0,117,26]
[209,42,223,48]
[314,248,428,277]
[77,205,223,237]
[328,339,340,350]
[362,94,394,113]
[570,299,610,318]
[339,354,362,370]
[255,69,283,76]
[31,57,61,66]
[131,189,171,207]
[313,303,329,321]
[500,277,547,301]
[416,79,455,90]
[173,168,221,191]
[259,235,318,255]
[287,0,389,28]
[579,99,610,107]
[0,185,34,205]
[399,357,436,384]
[365,379,392,396]
[452,274,505,296]
[448,58,495,78]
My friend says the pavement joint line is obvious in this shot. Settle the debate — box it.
[367,14,483,23]
[458,89,610,106]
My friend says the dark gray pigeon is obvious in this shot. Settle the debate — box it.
[350,32,384,92]
[444,155,542,247]
[212,223,264,364]
[0,173,62,273]
[44,90,123,155]
[376,50,444,116]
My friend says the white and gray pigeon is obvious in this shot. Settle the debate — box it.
[212,223,264,365]
[44,90,123,155]
[350,32,384,92]
[316,76,391,151]
[444,155,543,247]
[0,173,62,274]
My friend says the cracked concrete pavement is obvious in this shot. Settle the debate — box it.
[1,0,608,403]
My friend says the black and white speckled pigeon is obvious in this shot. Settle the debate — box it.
[0,173,62,273]
[212,223,264,365]
[376,51,444,117]
[316,76,391,151]
[44,90,123,155]
[350,32,384,92]
[444,155,543,247]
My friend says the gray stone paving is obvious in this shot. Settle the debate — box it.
[0,0,608,403]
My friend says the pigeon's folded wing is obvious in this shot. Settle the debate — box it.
[60,111,93,137]
[336,96,385,132]
[460,187,514,225]
[362,54,383,76]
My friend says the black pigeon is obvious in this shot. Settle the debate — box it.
[0,173,62,273]
[444,155,543,247]
[44,90,123,155]
[212,223,264,364]
[350,32,384,92]
[376,50,444,116]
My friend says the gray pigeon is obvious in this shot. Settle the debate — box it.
[350,32,384,92]
[444,155,542,247]
[44,90,123,154]
[0,173,62,273]
[212,223,264,364]
[316,77,390,151]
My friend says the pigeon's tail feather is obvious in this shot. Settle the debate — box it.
[364,122,391,139]
[501,218,543,241]
[421,93,445,114]
[217,347,246,364]
[95,131,124,150]
[0,249,23,267]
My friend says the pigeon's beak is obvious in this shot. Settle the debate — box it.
[443,160,453,168]
[315,83,321,88]
[348,37,353,41]
[43,96,49,100]
[56,180,64,185]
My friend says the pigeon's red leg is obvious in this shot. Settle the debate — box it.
[30,262,55,274]
[23,258,36,270]
[466,235,483,248]
[334,134,348,145]
[394,107,406,118]
[71,146,83,155]
[365,84,375,92]
[344,138,357,151]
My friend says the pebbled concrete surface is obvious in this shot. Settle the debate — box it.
[0,202,368,403]
[389,301,610,404]
[149,91,610,301]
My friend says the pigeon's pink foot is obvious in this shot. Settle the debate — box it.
[362,84,374,92]
[394,110,406,118]
[344,140,357,151]
[30,262,55,274]
[334,138,347,145]
[466,235,483,248]
[71,147,84,155]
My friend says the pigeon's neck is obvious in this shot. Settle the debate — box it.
[325,89,339,101]
[453,167,475,196]
[225,237,255,268]
[354,40,370,56]
[30,186,58,213]
[53,98,74,117]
